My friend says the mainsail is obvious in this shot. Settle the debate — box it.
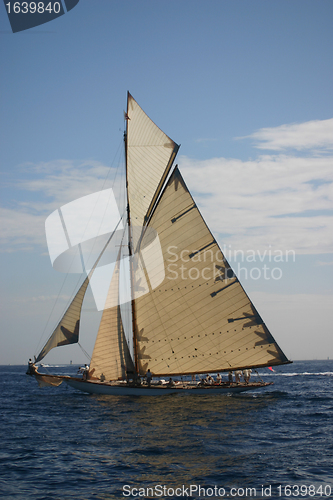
[133,168,289,376]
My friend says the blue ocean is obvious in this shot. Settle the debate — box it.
[1,361,332,500]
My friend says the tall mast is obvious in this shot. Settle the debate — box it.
[124,93,139,374]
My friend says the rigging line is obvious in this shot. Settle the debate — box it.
[104,136,124,188]
[72,144,125,270]
[254,369,264,383]
[78,342,91,362]
[40,364,52,375]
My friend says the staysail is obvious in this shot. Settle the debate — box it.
[89,251,134,381]
[133,168,289,376]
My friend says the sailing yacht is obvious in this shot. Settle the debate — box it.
[28,92,291,395]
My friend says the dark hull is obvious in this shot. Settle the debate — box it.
[65,378,273,395]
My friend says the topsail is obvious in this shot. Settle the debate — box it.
[126,93,179,227]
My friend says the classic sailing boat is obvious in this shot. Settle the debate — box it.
[28,92,291,395]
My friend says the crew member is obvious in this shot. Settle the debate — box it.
[243,369,252,384]
[146,369,152,387]
[26,359,37,375]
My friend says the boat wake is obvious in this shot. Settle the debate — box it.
[260,371,333,377]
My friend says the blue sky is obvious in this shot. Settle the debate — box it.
[1,0,332,364]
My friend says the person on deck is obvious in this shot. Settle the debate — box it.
[243,369,252,384]
[146,369,152,387]
[234,370,242,384]
[26,359,37,375]
[80,364,89,380]
[228,371,233,384]
[216,373,222,384]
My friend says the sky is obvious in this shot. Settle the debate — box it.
[0,0,332,365]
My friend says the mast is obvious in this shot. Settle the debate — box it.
[124,92,139,374]
[124,92,180,375]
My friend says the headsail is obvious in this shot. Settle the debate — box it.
[35,276,90,363]
[133,168,289,376]
[126,93,179,227]
[89,251,134,381]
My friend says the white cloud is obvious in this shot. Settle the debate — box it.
[241,118,333,151]
[179,152,333,254]
[18,159,119,206]
[315,260,333,267]
[1,160,125,253]
[195,138,218,144]
[2,119,333,256]
[12,294,71,303]
[0,207,46,251]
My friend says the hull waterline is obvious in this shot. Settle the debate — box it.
[65,378,273,396]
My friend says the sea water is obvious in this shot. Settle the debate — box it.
[0,361,332,500]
